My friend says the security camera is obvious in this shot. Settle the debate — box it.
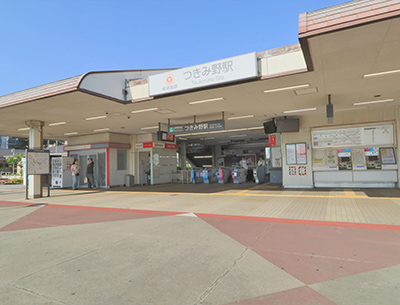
[127,116,131,119]
[105,112,109,115]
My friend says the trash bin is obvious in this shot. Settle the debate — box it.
[125,174,134,187]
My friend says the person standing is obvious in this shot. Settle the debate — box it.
[86,157,97,189]
[240,157,250,182]
[239,157,248,170]
[257,157,266,183]
[71,159,81,190]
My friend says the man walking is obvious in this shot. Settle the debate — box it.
[86,158,97,189]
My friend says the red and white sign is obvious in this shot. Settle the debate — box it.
[136,142,178,149]
[268,134,276,147]
[165,143,179,149]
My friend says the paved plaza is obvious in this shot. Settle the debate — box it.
[1,183,400,304]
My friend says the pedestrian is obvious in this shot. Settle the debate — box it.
[86,157,97,189]
[71,159,81,190]
[240,156,250,181]
[257,157,266,183]
[239,157,248,170]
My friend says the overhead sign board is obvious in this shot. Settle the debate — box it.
[169,119,224,135]
[148,52,258,96]
[157,131,175,142]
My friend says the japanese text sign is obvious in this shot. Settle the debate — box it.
[168,120,224,135]
[148,52,257,96]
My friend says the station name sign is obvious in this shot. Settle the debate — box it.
[148,52,258,96]
[168,119,224,135]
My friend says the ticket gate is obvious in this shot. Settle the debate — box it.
[216,167,231,184]
[232,168,247,184]
[207,168,219,183]
[253,168,259,184]
[200,169,209,183]
[191,168,204,184]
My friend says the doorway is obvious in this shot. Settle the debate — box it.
[139,151,151,185]
[71,152,106,188]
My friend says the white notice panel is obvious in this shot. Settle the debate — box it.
[286,144,296,165]
[363,125,393,146]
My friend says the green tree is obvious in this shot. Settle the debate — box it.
[6,153,24,174]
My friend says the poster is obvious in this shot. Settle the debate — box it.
[286,144,296,165]
[271,146,282,168]
[326,149,338,167]
[312,150,325,166]
[245,155,256,167]
[296,143,307,164]
[352,148,366,170]
[380,147,396,164]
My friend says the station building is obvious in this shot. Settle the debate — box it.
[1,0,400,198]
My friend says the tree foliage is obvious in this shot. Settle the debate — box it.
[6,153,25,173]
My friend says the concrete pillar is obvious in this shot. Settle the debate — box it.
[28,121,44,199]
[131,134,138,184]
[396,106,400,188]
[211,145,216,167]
[180,141,187,169]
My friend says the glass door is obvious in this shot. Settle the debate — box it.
[75,153,106,188]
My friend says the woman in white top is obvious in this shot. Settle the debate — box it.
[71,160,81,190]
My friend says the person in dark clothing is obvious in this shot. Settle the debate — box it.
[86,158,97,189]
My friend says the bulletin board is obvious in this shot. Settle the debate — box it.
[27,150,50,175]
[286,143,307,165]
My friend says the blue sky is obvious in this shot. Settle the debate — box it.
[0,0,346,96]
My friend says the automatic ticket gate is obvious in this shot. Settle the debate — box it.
[200,168,218,184]
[253,168,259,184]
[191,168,204,184]
[216,167,231,184]
[232,168,247,184]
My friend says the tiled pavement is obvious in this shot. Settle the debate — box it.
[1,184,400,304]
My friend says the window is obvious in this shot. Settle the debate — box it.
[117,149,127,170]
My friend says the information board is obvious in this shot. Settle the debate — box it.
[312,149,338,171]
[27,150,50,175]
[363,125,393,146]
[286,143,307,165]
[286,144,296,165]
[312,124,394,148]
[312,128,362,148]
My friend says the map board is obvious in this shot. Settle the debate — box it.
[312,125,394,148]
[312,128,362,148]
[27,150,50,175]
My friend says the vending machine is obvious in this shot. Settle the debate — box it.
[51,157,74,188]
